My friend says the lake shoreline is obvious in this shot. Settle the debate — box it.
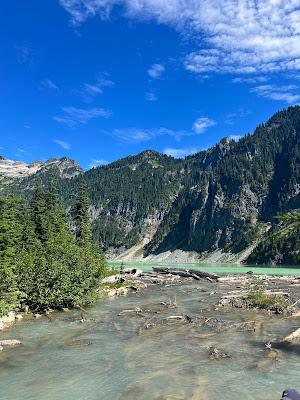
[2,266,300,335]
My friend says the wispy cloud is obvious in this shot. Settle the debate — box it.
[145,90,158,102]
[232,76,269,84]
[40,79,59,91]
[16,148,25,155]
[250,85,300,104]
[89,159,109,169]
[15,44,33,65]
[111,127,190,143]
[192,117,216,134]
[53,139,71,150]
[82,73,114,101]
[59,1,300,76]
[225,109,252,125]
[53,106,112,126]
[148,64,165,79]
[111,119,216,143]
[163,147,199,158]
[112,127,173,142]
[15,148,26,158]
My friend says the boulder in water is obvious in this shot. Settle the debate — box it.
[282,328,300,343]
[0,339,21,347]
[209,347,231,360]
[0,312,16,331]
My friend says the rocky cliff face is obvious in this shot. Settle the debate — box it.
[0,158,43,181]
[144,107,300,263]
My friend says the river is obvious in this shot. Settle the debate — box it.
[0,264,300,400]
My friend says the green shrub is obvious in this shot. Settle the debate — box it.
[247,285,288,312]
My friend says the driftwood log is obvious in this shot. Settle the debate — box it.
[152,267,219,281]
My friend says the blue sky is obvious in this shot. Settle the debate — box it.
[1,1,300,169]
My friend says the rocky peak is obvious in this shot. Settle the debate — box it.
[43,157,83,178]
[0,157,82,181]
[0,158,43,179]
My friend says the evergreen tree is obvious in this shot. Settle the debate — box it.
[30,182,48,243]
[0,196,24,315]
[16,182,107,310]
[73,182,91,244]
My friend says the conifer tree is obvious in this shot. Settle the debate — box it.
[30,182,48,243]
[73,181,91,244]
[0,196,24,315]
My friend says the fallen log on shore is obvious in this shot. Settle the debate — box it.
[152,267,219,281]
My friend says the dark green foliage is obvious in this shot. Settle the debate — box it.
[73,182,91,243]
[0,183,107,315]
[247,210,300,265]
[0,196,25,315]
[83,150,183,251]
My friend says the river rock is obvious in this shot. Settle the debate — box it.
[102,275,125,284]
[123,268,143,277]
[0,312,16,331]
[0,339,21,347]
[209,347,231,360]
[282,328,300,343]
[104,287,130,297]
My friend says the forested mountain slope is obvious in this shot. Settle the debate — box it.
[2,106,300,265]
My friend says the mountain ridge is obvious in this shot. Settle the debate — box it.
[2,106,300,265]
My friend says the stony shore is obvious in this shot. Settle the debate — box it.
[1,267,300,353]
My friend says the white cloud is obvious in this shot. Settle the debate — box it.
[53,106,112,126]
[83,73,114,100]
[40,79,59,91]
[250,84,300,104]
[145,90,157,101]
[163,147,199,158]
[192,117,216,134]
[59,0,300,75]
[89,159,109,168]
[148,63,165,79]
[53,139,71,150]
